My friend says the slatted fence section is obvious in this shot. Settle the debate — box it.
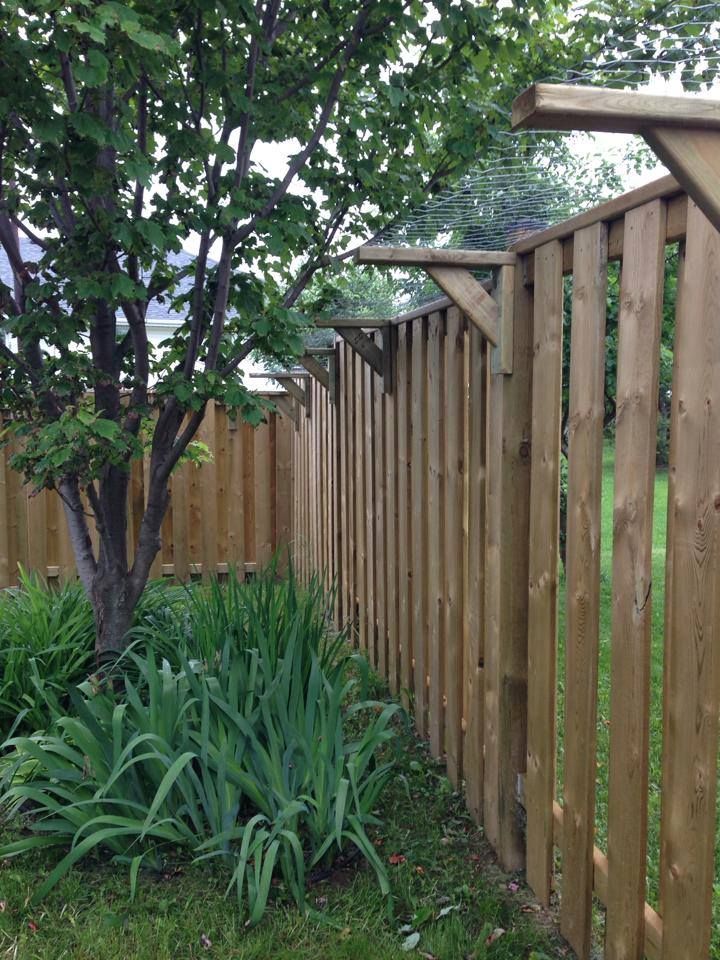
[292,178,720,960]
[0,400,293,586]
[290,303,526,851]
[519,183,720,960]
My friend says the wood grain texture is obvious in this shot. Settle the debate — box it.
[551,802,663,960]
[512,83,720,134]
[605,200,666,960]
[357,245,516,267]
[426,266,500,345]
[525,239,564,906]
[397,322,414,709]
[411,316,429,735]
[464,323,486,821]
[560,222,608,959]
[384,326,399,693]
[659,201,720,960]
[444,306,465,784]
[364,358,376,664]
[484,256,534,869]
[644,126,720,239]
[373,340,387,674]
[355,350,367,650]
[426,312,446,758]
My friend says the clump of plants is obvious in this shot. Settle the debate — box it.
[0,567,399,923]
[0,570,95,734]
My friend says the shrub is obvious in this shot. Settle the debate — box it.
[0,571,399,924]
[132,562,344,682]
[0,570,95,735]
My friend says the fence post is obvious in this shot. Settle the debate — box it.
[660,201,720,960]
[483,256,534,870]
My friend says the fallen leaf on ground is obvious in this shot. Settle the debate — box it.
[388,853,406,865]
[485,927,505,945]
[436,904,459,919]
[401,931,421,951]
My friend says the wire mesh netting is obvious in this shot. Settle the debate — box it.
[329,2,720,318]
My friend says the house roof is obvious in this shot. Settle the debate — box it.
[0,237,201,323]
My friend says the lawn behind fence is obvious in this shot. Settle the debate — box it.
[558,443,720,956]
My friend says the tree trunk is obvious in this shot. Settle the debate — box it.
[91,561,136,667]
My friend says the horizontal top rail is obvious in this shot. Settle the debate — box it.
[357,246,516,267]
[510,174,682,254]
[512,83,720,134]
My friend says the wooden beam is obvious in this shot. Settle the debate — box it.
[643,126,720,235]
[525,239,564,906]
[271,376,306,407]
[381,324,395,393]
[298,353,330,390]
[357,245,516,268]
[509,174,682,255]
[550,802,663,960]
[659,201,720,960]
[316,318,388,328]
[328,350,339,405]
[335,326,385,380]
[561,222,607,959]
[490,265,514,374]
[250,370,311,379]
[425,266,499,345]
[512,83,720,134]
[273,392,299,428]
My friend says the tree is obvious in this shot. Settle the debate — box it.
[0,0,673,659]
[0,0,581,660]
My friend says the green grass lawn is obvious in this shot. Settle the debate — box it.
[0,717,562,960]
[557,443,720,955]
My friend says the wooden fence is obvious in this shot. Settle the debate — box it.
[0,400,293,587]
[3,173,718,959]
[290,176,720,960]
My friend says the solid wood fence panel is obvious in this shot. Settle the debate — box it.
[344,344,356,630]
[660,201,720,960]
[385,326,399,693]
[561,222,608,960]
[411,316,429,735]
[0,400,292,586]
[444,306,465,785]
[427,311,446,759]
[464,323,486,821]
[354,350,367,650]
[373,339,387,676]
[483,260,534,871]
[339,344,348,618]
[605,200,666,960]
[287,180,720,960]
[397,322,413,707]
[0,432,8,587]
[526,238,564,906]
[276,412,293,571]
[200,401,218,583]
[227,415,245,575]
[364,359,376,663]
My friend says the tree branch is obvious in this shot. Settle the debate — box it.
[59,52,79,112]
[58,478,97,593]
[231,2,373,248]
